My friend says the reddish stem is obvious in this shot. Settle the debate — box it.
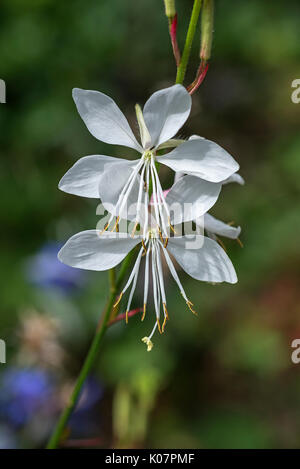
[187,61,209,95]
[108,308,143,326]
[169,14,181,67]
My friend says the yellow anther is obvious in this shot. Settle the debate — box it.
[111,216,120,233]
[168,218,176,234]
[164,237,169,248]
[158,228,164,243]
[236,237,244,248]
[142,336,154,352]
[186,300,198,316]
[113,292,123,308]
[162,315,167,333]
[156,317,162,334]
[141,303,146,321]
[100,222,109,235]
[216,236,227,252]
[125,310,129,324]
[142,239,147,255]
[163,302,169,320]
[131,221,139,238]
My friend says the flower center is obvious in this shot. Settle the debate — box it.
[143,150,155,162]
[148,228,159,239]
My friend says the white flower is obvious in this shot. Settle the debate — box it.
[170,138,244,243]
[59,85,239,237]
[197,170,244,243]
[58,228,237,350]
[202,213,241,240]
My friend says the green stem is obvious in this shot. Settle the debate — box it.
[109,267,116,295]
[46,254,135,449]
[175,0,202,85]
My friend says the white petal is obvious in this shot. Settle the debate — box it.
[98,160,140,221]
[72,88,142,152]
[189,134,204,140]
[135,104,152,149]
[222,173,245,186]
[166,175,221,224]
[59,155,122,198]
[143,85,191,148]
[202,214,241,239]
[58,230,140,271]
[158,138,239,182]
[167,235,237,283]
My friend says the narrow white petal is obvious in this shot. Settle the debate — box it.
[202,214,241,239]
[157,138,239,183]
[166,175,221,224]
[222,173,245,186]
[189,134,204,140]
[135,104,152,149]
[58,230,140,271]
[143,85,191,148]
[58,155,121,198]
[167,235,238,283]
[72,88,142,152]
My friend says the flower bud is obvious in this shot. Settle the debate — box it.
[163,0,176,21]
[200,0,214,61]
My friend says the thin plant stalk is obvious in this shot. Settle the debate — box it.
[46,253,134,449]
[175,0,202,85]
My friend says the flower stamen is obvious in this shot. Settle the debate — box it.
[163,302,169,320]
[142,336,153,352]
[168,217,176,234]
[141,303,146,321]
[100,222,109,235]
[162,315,167,333]
[142,239,147,255]
[236,238,244,248]
[111,216,120,233]
[156,317,162,334]
[216,236,227,252]
[113,292,123,308]
[131,221,139,238]
[186,299,197,316]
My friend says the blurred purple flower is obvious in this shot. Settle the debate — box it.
[0,367,54,427]
[76,376,103,413]
[70,376,104,437]
[26,242,86,293]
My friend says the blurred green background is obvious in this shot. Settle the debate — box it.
[1,0,300,449]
